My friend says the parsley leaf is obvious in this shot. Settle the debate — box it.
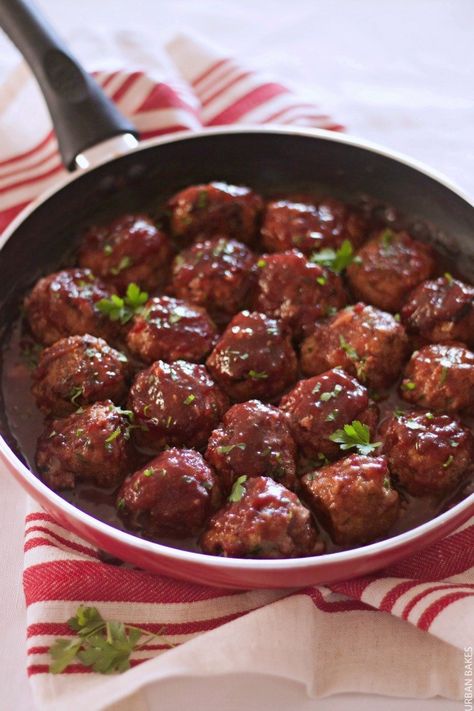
[49,605,168,675]
[110,256,132,276]
[248,370,268,380]
[310,239,361,274]
[329,420,382,455]
[217,443,246,455]
[228,475,247,502]
[69,386,83,406]
[97,283,148,324]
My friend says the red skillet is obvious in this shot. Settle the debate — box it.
[0,0,472,588]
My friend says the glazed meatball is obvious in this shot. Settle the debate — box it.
[301,454,399,545]
[35,400,135,490]
[279,368,379,460]
[117,449,221,539]
[401,275,474,347]
[382,412,473,496]
[254,250,347,339]
[261,197,368,255]
[205,400,297,493]
[206,311,298,402]
[126,296,218,364]
[78,214,172,293]
[400,343,474,413]
[31,334,129,417]
[167,182,263,244]
[171,236,257,325]
[200,475,323,558]
[24,268,118,346]
[300,303,409,391]
[128,360,229,452]
[346,228,435,312]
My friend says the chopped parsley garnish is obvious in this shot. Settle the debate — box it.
[443,455,454,469]
[69,386,83,406]
[257,258,267,268]
[310,239,361,274]
[425,412,434,420]
[142,468,154,477]
[105,427,121,445]
[440,365,449,385]
[228,475,247,503]
[329,420,382,455]
[117,498,125,510]
[168,310,184,324]
[402,380,416,391]
[103,244,113,256]
[75,428,84,438]
[217,443,246,455]
[197,190,208,209]
[339,335,359,362]
[97,283,148,324]
[110,256,132,276]
[449,439,459,448]
[325,409,339,422]
[380,228,394,251]
[49,605,167,675]
[320,383,343,402]
[444,272,453,284]
[316,275,327,286]
[312,382,322,394]
[183,393,196,405]
[394,313,401,322]
[383,476,391,490]
[248,370,268,380]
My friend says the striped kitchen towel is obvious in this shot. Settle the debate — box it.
[0,30,471,711]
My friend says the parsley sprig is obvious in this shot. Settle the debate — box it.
[97,283,148,325]
[310,239,361,274]
[228,475,248,502]
[49,605,167,674]
[329,420,381,456]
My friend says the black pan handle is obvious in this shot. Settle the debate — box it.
[0,0,139,170]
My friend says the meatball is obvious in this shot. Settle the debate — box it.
[400,343,474,413]
[205,400,297,493]
[261,197,368,255]
[128,359,229,452]
[78,214,172,293]
[254,250,347,339]
[24,268,118,346]
[382,412,473,496]
[346,228,435,312]
[279,368,379,460]
[401,275,474,347]
[301,454,399,545]
[300,303,409,391]
[31,334,129,417]
[200,475,323,558]
[167,182,263,244]
[117,449,221,539]
[206,311,298,402]
[126,296,218,364]
[170,236,257,325]
[35,400,135,490]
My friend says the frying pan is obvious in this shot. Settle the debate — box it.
[0,0,472,589]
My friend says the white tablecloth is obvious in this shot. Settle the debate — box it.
[0,1,472,709]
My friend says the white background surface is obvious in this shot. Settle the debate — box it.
[0,0,472,709]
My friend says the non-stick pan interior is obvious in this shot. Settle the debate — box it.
[0,129,473,461]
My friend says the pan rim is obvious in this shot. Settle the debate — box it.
[1,124,473,573]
